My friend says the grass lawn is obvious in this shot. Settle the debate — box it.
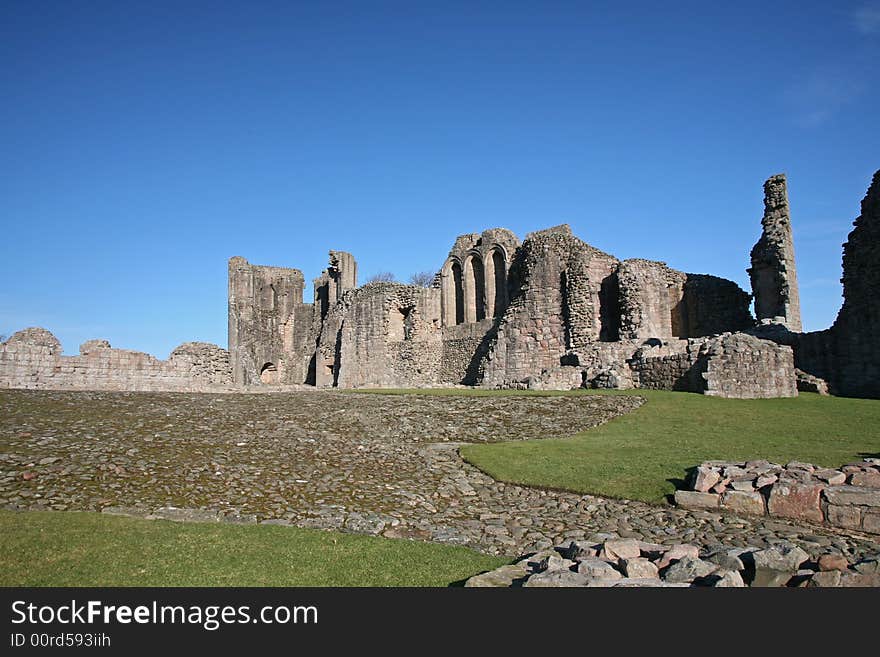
[0,510,506,587]
[457,390,880,504]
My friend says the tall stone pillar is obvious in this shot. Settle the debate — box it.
[748,174,802,332]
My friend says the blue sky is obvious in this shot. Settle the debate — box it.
[1,1,878,357]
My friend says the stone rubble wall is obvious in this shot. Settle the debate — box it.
[826,170,880,398]
[479,225,621,388]
[466,535,880,588]
[335,283,444,388]
[0,328,232,392]
[629,332,796,398]
[751,170,880,399]
[675,458,880,535]
[227,256,308,386]
[748,173,802,332]
[440,319,493,385]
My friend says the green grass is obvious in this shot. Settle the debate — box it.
[0,510,506,587]
[458,390,880,504]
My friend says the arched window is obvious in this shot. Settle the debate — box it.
[465,255,486,322]
[491,249,506,316]
[453,262,464,324]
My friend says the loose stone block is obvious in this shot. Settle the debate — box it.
[823,486,880,507]
[622,557,659,579]
[603,538,641,560]
[848,472,880,488]
[862,510,880,534]
[674,490,720,510]
[826,504,861,530]
[721,490,766,516]
[693,466,721,492]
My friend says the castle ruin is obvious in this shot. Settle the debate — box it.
[3,170,879,399]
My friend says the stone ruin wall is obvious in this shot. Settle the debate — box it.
[0,328,231,392]
[617,260,753,342]
[629,332,796,398]
[754,170,880,399]
[334,284,443,388]
[824,170,880,398]
[5,170,875,399]
[748,174,802,332]
[227,256,309,386]
[676,458,880,535]
[479,225,621,388]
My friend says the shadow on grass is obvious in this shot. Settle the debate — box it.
[858,452,880,459]
[665,466,696,504]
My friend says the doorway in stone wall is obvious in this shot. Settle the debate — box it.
[260,362,279,384]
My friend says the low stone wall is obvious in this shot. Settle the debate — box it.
[631,332,797,398]
[466,535,880,587]
[0,328,232,392]
[675,458,880,535]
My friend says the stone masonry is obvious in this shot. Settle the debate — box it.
[752,170,880,398]
[2,170,877,399]
[0,328,230,392]
[748,174,802,331]
[675,458,880,535]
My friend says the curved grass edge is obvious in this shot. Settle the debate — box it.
[0,509,507,587]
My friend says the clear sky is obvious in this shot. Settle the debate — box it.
[1,1,878,357]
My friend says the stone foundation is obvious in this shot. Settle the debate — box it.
[675,458,880,535]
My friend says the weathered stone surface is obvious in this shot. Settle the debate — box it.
[622,557,659,579]
[826,504,861,530]
[807,571,842,588]
[663,557,718,584]
[674,490,720,510]
[707,570,746,587]
[757,543,810,570]
[465,564,530,587]
[576,558,623,581]
[817,554,849,572]
[767,481,824,523]
[748,173,802,332]
[522,570,591,587]
[849,472,880,488]
[693,466,721,493]
[814,469,846,485]
[603,538,641,560]
[721,490,766,516]
[823,486,880,508]
[656,544,701,570]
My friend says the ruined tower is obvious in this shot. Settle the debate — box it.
[828,169,880,397]
[227,257,308,385]
[748,174,803,331]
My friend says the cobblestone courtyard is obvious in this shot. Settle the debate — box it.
[1,390,877,559]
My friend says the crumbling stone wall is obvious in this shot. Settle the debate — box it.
[618,261,752,341]
[631,333,796,398]
[752,170,880,399]
[334,283,443,388]
[676,458,880,535]
[440,320,493,385]
[748,174,802,331]
[0,328,231,391]
[617,259,685,341]
[479,225,620,388]
[681,274,754,337]
[826,170,880,398]
[228,256,308,386]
